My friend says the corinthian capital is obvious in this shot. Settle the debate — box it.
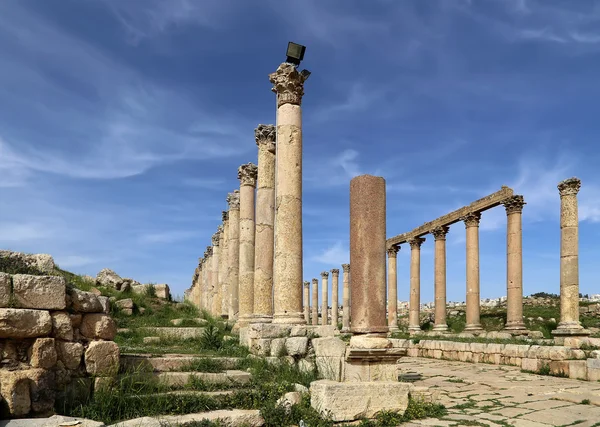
[222,210,229,222]
[211,231,220,246]
[503,195,526,215]
[462,212,481,228]
[303,280,310,288]
[238,163,258,187]
[269,62,310,107]
[431,226,450,241]
[205,246,213,256]
[408,237,426,249]
[312,278,318,285]
[558,177,581,197]
[331,268,340,276]
[387,245,400,257]
[227,190,240,210]
[342,264,350,273]
[321,271,329,278]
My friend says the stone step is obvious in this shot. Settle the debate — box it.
[120,354,242,372]
[170,317,208,326]
[138,327,205,339]
[108,409,263,427]
[149,370,251,387]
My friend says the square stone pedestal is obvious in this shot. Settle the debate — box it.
[552,326,591,346]
[310,380,413,422]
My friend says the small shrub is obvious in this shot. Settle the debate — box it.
[581,399,591,405]
[145,285,157,298]
[199,324,223,351]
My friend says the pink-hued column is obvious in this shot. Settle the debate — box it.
[432,226,449,332]
[503,196,527,332]
[320,271,329,325]
[269,63,309,325]
[341,264,350,332]
[463,212,483,332]
[387,246,399,332]
[331,269,340,328]
[349,175,387,335]
[408,237,425,333]
[220,212,230,318]
[303,281,310,323]
[311,278,319,326]
[227,191,240,319]
[237,163,258,327]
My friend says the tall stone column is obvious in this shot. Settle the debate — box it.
[201,255,207,310]
[320,271,329,325]
[237,163,258,327]
[503,196,527,332]
[303,281,310,323]
[252,125,276,323]
[211,229,222,316]
[311,278,319,326]
[220,211,230,318]
[204,247,213,313]
[341,264,351,332]
[331,269,340,328]
[349,175,387,335]
[554,178,589,336]
[270,63,309,325]
[432,226,449,332]
[227,191,240,319]
[387,246,399,332]
[463,212,483,332]
[408,237,425,333]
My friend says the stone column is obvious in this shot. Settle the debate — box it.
[503,196,527,332]
[237,163,258,327]
[269,63,309,325]
[303,281,310,323]
[554,178,589,336]
[200,255,207,310]
[217,220,228,318]
[220,211,230,318]
[408,237,425,333]
[320,271,329,325]
[341,264,351,332]
[211,229,222,316]
[227,191,240,319]
[204,246,213,313]
[387,246,399,333]
[331,269,340,328]
[252,124,276,323]
[463,212,483,332]
[349,175,387,335]
[431,226,449,332]
[311,278,319,326]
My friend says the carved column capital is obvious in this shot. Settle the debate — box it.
[238,163,258,187]
[387,245,400,258]
[255,124,276,154]
[312,278,318,284]
[303,280,310,288]
[269,62,310,107]
[227,190,240,210]
[431,226,450,241]
[321,271,329,278]
[211,230,221,246]
[503,195,526,215]
[331,268,340,276]
[408,237,426,249]
[558,177,581,197]
[342,264,350,273]
[462,212,482,228]
[222,210,229,222]
[205,246,213,256]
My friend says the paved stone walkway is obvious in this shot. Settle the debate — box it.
[398,357,600,427]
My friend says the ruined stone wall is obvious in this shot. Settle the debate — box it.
[0,272,119,418]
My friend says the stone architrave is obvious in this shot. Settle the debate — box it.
[211,229,221,316]
[220,211,230,318]
[227,190,241,319]
[252,124,277,323]
[553,178,589,336]
[408,237,425,333]
[387,246,400,333]
[270,62,310,325]
[503,196,527,332]
[320,271,329,325]
[349,175,387,335]
[463,212,483,332]
[341,264,351,332]
[311,278,319,326]
[431,226,449,332]
[331,269,340,328]
[237,163,258,327]
[303,281,310,323]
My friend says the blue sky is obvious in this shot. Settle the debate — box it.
[2,0,600,304]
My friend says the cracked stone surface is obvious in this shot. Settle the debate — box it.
[398,357,600,427]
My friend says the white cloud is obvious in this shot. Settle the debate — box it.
[310,241,348,265]
[139,230,201,244]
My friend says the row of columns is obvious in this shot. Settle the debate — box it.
[301,265,351,328]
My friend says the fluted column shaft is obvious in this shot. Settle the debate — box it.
[220,214,230,318]
[311,278,319,326]
[331,269,340,328]
[503,196,526,331]
[432,226,449,332]
[464,212,482,331]
[387,246,399,332]
[227,191,240,319]
[238,163,258,327]
[408,237,425,333]
[303,281,310,323]
[320,272,329,325]
[341,264,350,332]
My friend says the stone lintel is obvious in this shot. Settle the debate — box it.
[345,347,407,362]
[387,186,514,247]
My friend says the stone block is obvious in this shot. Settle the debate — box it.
[251,338,271,356]
[549,347,571,360]
[285,336,308,357]
[549,360,569,376]
[389,338,409,348]
[96,268,123,290]
[98,296,110,314]
[349,335,391,349]
[153,284,171,300]
[313,337,347,357]
[29,338,57,369]
[312,325,340,337]
[411,386,440,404]
[12,274,66,310]
[0,370,32,416]
[0,272,10,308]
[568,360,587,380]
[270,338,287,357]
[248,322,290,339]
[310,380,413,422]
[56,341,84,370]
[51,312,73,341]
[344,360,397,382]
[290,325,307,336]
[85,340,120,376]
[70,288,103,313]
[0,308,52,338]
[80,313,117,340]
[587,358,600,381]
[115,298,134,310]
[298,359,316,374]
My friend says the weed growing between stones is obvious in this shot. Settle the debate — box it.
[355,399,447,427]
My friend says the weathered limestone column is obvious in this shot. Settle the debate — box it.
[320,271,329,325]
[331,269,340,328]
[201,255,207,310]
[341,264,351,332]
[311,278,319,326]
[408,237,425,333]
[211,229,221,316]
[269,63,309,325]
[252,125,276,323]
[463,212,483,332]
[237,163,258,327]
[220,211,230,318]
[349,175,387,335]
[204,246,213,313]
[554,178,589,336]
[503,196,527,332]
[227,191,240,319]
[303,281,310,323]
[387,246,399,333]
[432,226,449,332]
[217,221,228,318]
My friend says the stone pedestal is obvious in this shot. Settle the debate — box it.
[227,191,240,320]
[341,264,350,332]
[432,226,449,332]
[553,178,590,337]
[303,281,310,323]
[270,62,309,325]
[503,196,527,332]
[387,246,399,333]
[311,278,319,326]
[237,163,258,327]
[321,271,329,325]
[349,175,387,335]
[220,212,230,318]
[331,269,340,328]
[408,237,425,333]
[252,125,276,324]
[463,212,483,332]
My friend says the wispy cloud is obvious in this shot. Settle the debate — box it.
[139,230,201,244]
[310,241,348,265]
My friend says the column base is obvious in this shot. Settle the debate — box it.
[350,326,389,335]
[464,324,483,332]
[503,322,527,332]
[432,324,448,332]
[249,314,273,324]
[341,326,351,333]
[387,326,400,334]
[552,322,590,337]
[272,311,306,325]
